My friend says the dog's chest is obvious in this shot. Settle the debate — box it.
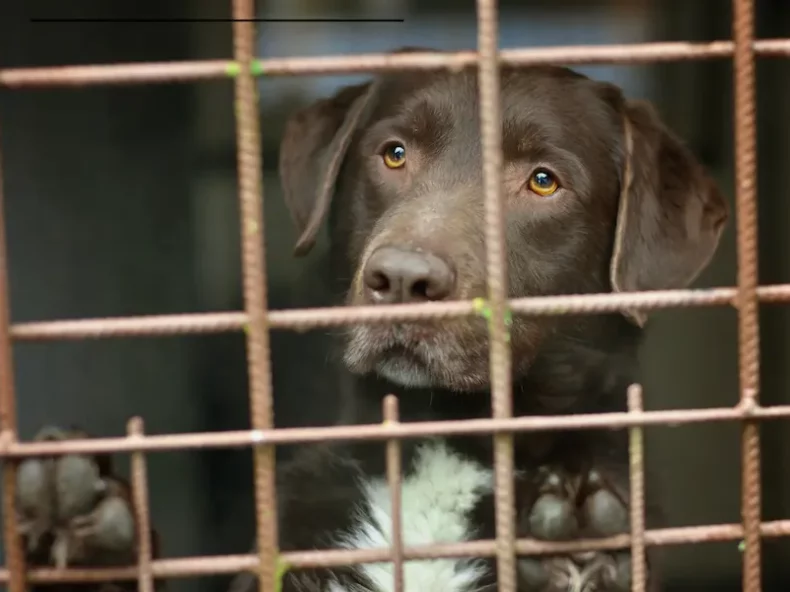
[331,440,494,592]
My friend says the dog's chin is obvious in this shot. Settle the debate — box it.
[374,355,437,389]
[342,324,491,393]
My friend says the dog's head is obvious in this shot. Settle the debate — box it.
[279,54,728,393]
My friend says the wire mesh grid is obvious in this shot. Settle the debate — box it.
[0,0,786,590]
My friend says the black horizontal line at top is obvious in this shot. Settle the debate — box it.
[29,17,406,24]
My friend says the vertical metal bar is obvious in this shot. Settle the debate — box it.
[231,0,279,590]
[383,395,404,592]
[732,0,762,590]
[475,0,517,589]
[128,417,154,592]
[627,384,647,592]
[0,127,26,592]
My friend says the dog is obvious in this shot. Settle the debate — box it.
[228,49,727,592]
[16,49,727,592]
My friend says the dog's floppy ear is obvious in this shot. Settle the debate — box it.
[610,99,729,327]
[279,81,378,256]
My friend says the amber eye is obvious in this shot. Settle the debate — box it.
[527,169,559,197]
[382,143,407,169]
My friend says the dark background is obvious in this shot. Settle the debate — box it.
[0,0,789,590]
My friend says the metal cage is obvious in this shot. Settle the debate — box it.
[0,0,788,591]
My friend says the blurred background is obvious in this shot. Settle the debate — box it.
[0,0,789,590]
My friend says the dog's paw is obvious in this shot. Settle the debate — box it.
[15,426,138,570]
[517,466,634,592]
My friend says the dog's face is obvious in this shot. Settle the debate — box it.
[279,57,728,393]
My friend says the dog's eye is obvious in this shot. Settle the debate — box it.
[382,143,407,169]
[527,169,559,197]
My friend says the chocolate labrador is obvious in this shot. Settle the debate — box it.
[261,51,727,592]
[16,49,727,592]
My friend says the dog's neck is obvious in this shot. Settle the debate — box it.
[333,315,642,470]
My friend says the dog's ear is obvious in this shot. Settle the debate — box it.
[609,99,729,327]
[279,81,378,256]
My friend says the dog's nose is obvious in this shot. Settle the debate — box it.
[362,247,455,304]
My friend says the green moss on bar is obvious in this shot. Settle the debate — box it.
[226,61,264,77]
[275,557,291,592]
[225,62,241,77]
[472,297,512,343]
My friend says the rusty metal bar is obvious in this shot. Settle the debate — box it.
[128,417,154,592]
[475,1,517,590]
[9,283,790,342]
[231,1,279,591]
[1,402,790,458]
[383,395,404,592]
[628,385,647,592]
[6,517,790,585]
[10,311,248,340]
[0,125,26,592]
[732,0,763,589]
[3,40,790,88]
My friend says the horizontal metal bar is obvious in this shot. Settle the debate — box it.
[0,401,787,457]
[11,311,248,340]
[1,39,789,88]
[6,518,790,584]
[9,284,790,341]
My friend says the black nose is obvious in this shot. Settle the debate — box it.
[363,247,455,304]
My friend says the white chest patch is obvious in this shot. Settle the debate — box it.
[331,440,495,592]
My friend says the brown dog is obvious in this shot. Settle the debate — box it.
[18,50,727,592]
[268,50,727,592]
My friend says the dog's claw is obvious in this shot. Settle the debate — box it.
[524,469,580,542]
[55,453,105,522]
[596,553,632,592]
[518,557,586,592]
[550,558,584,592]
